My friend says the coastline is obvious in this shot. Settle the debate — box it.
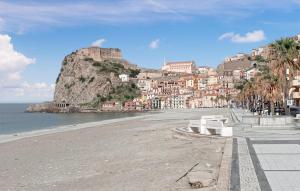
[0,108,230,190]
[0,113,156,144]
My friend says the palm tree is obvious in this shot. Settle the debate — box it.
[219,95,226,107]
[210,97,214,108]
[257,69,282,115]
[268,38,300,115]
[214,96,219,107]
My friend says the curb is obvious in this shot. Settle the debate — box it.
[216,138,232,191]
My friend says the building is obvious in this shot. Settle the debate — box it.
[292,76,300,106]
[119,74,129,82]
[151,97,161,109]
[207,76,218,85]
[137,79,152,92]
[245,67,258,80]
[224,53,248,62]
[124,101,136,111]
[137,70,162,79]
[77,47,122,62]
[101,101,121,111]
[198,66,210,74]
[162,61,196,74]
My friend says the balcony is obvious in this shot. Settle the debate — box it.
[293,92,300,99]
[292,79,300,87]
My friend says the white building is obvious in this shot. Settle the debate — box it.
[119,74,129,82]
[224,53,247,62]
[137,79,152,91]
[162,61,196,74]
[246,68,258,80]
[207,76,218,85]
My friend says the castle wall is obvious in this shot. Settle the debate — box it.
[77,47,122,61]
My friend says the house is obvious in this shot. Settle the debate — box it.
[162,61,196,74]
[245,67,258,80]
[101,101,121,111]
[124,101,136,111]
[119,74,129,82]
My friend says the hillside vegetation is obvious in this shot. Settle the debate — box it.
[86,58,140,78]
[89,82,141,108]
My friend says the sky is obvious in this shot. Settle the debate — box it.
[1,0,300,103]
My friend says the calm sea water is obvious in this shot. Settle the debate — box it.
[0,103,144,135]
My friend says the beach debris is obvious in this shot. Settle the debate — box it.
[176,162,199,182]
[188,171,216,188]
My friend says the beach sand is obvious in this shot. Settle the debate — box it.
[0,108,230,191]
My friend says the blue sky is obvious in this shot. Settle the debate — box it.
[1,0,300,102]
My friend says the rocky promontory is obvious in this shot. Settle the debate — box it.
[27,47,141,112]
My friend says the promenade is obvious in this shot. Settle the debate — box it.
[231,109,300,191]
[2,108,299,191]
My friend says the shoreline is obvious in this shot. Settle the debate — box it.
[0,113,156,144]
[0,108,230,190]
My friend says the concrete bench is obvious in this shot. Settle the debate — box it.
[205,120,224,135]
[205,120,233,137]
[187,115,232,137]
[188,120,201,133]
[201,115,228,123]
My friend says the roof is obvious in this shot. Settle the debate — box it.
[166,61,194,65]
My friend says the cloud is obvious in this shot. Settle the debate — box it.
[218,30,266,43]
[0,34,35,80]
[149,38,160,49]
[0,34,53,102]
[0,0,299,32]
[91,38,106,47]
[0,82,55,102]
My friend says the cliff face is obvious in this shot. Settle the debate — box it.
[53,47,140,108]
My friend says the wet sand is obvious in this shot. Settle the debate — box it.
[0,109,230,191]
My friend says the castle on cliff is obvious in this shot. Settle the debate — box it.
[77,47,122,61]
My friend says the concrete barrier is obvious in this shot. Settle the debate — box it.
[260,116,293,126]
[242,116,259,125]
[242,115,294,126]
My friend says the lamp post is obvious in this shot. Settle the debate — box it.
[284,66,290,115]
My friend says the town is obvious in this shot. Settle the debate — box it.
[100,33,300,112]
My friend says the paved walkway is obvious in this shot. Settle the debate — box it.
[231,109,300,191]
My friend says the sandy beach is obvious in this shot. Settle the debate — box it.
[0,109,231,191]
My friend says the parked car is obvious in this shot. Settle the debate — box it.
[290,106,300,117]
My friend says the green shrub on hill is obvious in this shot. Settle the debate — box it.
[92,60,140,77]
[84,57,94,62]
[87,82,140,108]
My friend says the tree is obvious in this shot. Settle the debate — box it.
[268,38,300,115]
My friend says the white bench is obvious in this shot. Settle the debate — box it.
[201,115,229,123]
[188,120,201,133]
[205,120,233,137]
[187,115,232,137]
[205,120,224,135]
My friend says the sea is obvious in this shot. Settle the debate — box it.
[0,103,144,135]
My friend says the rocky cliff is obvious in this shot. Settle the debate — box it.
[54,47,140,109]
[27,47,141,112]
